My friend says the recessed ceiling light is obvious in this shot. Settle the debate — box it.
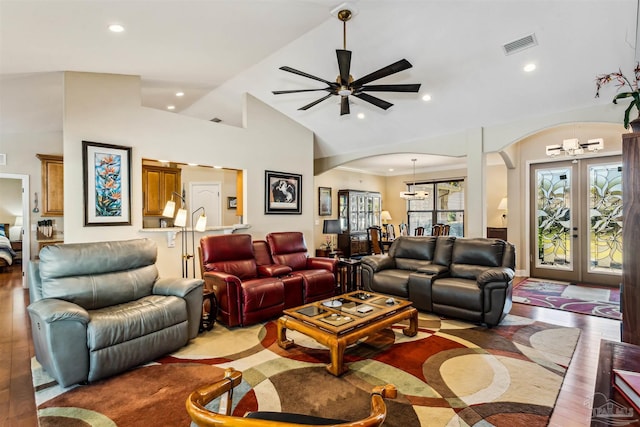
[388,168,394,172]
[187,163,198,166]
[167,105,175,110]
[524,63,536,72]
[422,94,432,102]
[158,160,169,163]
[108,24,125,33]
[357,113,365,119]
[213,165,223,169]
[176,92,184,97]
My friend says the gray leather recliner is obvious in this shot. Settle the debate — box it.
[27,238,203,387]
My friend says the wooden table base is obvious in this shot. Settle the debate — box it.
[277,307,418,376]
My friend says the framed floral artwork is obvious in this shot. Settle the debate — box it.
[82,140,132,226]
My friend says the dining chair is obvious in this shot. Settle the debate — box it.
[414,226,425,236]
[367,226,384,254]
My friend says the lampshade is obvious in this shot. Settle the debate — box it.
[498,197,508,211]
[162,200,176,218]
[14,216,23,227]
[174,208,187,227]
[323,219,341,234]
[195,214,207,232]
[381,211,392,221]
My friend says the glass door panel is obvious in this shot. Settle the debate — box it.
[583,159,623,285]
[530,162,579,282]
[535,167,573,269]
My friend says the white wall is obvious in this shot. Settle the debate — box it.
[60,71,314,278]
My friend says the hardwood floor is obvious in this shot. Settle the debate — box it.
[0,267,622,427]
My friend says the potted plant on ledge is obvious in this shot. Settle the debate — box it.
[596,62,640,131]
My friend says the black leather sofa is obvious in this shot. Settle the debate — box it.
[361,236,515,327]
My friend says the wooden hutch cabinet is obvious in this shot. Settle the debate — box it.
[142,164,181,216]
[337,190,381,257]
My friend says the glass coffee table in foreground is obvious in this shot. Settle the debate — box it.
[276,290,418,376]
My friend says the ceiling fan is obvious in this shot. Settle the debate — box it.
[272,6,421,116]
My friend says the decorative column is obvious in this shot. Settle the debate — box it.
[622,133,640,345]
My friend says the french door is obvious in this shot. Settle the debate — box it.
[530,156,622,286]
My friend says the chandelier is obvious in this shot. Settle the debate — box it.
[545,138,603,157]
[400,159,428,200]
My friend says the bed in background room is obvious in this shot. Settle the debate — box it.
[0,223,16,270]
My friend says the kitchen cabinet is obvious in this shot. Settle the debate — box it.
[36,154,64,216]
[142,165,181,216]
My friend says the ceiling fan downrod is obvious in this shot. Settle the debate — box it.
[338,9,352,50]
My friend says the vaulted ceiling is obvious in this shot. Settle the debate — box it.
[1,0,637,174]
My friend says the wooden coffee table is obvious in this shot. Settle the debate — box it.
[276,291,418,376]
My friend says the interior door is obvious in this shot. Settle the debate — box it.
[530,156,622,285]
[189,182,221,227]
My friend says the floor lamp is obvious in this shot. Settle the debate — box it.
[163,191,188,278]
[190,207,207,278]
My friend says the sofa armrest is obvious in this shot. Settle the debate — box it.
[307,256,338,273]
[477,267,514,287]
[28,298,90,324]
[416,264,449,276]
[154,277,204,339]
[203,271,243,327]
[27,299,90,387]
[154,277,204,298]
[361,255,395,273]
[258,264,292,277]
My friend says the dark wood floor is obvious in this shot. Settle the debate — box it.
[0,266,622,426]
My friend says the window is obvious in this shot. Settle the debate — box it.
[406,180,464,236]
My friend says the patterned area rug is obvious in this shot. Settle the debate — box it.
[32,312,580,427]
[513,278,621,320]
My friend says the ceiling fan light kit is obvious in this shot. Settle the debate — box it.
[273,4,421,116]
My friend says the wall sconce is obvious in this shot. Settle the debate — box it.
[498,197,508,225]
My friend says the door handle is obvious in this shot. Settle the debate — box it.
[572,234,578,238]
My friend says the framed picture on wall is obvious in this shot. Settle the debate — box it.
[318,186,332,216]
[227,196,237,209]
[82,140,132,226]
[265,170,302,214]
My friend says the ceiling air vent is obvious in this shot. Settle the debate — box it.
[503,33,537,55]
[210,117,222,123]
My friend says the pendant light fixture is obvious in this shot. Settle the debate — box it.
[399,158,428,200]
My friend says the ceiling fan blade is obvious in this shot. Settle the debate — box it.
[340,96,350,116]
[336,49,352,86]
[353,92,393,110]
[279,66,335,86]
[272,88,332,95]
[359,83,421,93]
[351,59,413,87]
[298,93,334,111]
